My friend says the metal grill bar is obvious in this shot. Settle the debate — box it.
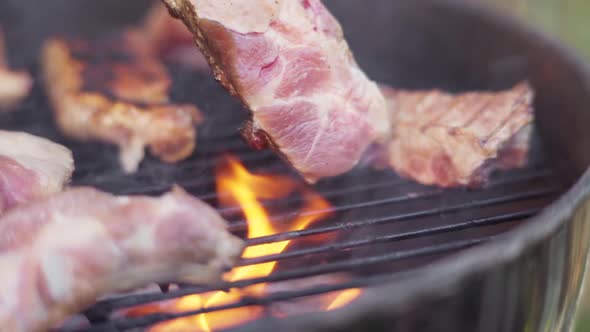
[215,177,410,214]
[196,141,253,154]
[219,168,551,216]
[76,150,274,179]
[101,157,279,196]
[230,177,556,232]
[239,209,539,266]
[245,187,553,246]
[84,236,489,330]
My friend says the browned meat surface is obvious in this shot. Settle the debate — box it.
[0,186,244,332]
[0,131,73,215]
[41,30,203,173]
[0,30,32,110]
[381,82,534,187]
[159,0,389,183]
[143,2,209,70]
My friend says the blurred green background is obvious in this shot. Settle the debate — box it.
[490,0,590,59]
[485,1,590,331]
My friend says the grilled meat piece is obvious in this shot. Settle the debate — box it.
[160,0,390,183]
[0,131,73,214]
[381,82,534,188]
[143,2,209,70]
[0,186,244,332]
[42,30,203,173]
[0,30,32,110]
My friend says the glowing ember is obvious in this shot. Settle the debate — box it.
[326,288,362,310]
[133,156,361,331]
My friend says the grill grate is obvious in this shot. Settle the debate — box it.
[0,65,562,331]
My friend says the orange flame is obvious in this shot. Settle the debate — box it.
[133,156,361,331]
[326,288,362,310]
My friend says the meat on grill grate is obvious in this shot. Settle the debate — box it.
[380,82,534,187]
[0,186,243,332]
[0,131,73,215]
[41,30,203,174]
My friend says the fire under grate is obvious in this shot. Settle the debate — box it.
[1,65,563,332]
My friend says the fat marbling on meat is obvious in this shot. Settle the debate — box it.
[160,0,390,183]
[0,131,73,214]
[381,82,534,188]
[0,186,244,332]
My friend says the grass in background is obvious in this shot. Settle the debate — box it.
[491,0,590,59]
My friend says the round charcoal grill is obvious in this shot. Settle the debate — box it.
[2,0,590,331]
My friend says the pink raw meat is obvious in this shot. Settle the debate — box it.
[160,0,390,182]
[0,186,243,332]
[380,82,534,187]
[0,131,73,214]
